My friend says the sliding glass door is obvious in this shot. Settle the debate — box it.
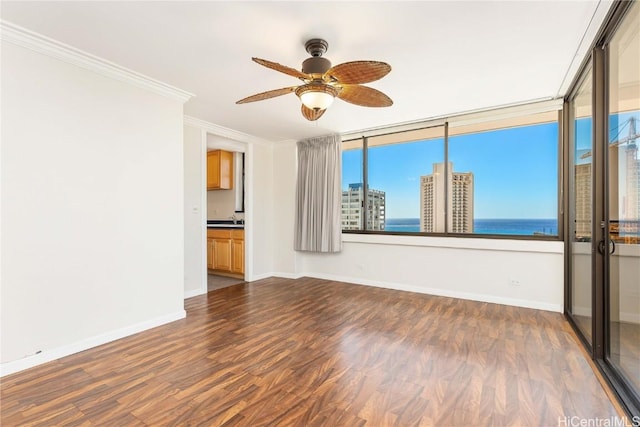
[568,68,594,345]
[566,0,639,417]
[605,0,640,405]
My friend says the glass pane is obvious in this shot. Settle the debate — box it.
[571,69,594,343]
[448,112,559,236]
[367,127,445,232]
[607,0,640,397]
[342,138,364,230]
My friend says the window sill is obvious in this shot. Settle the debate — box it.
[342,232,564,254]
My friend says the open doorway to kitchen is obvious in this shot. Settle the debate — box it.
[205,133,247,292]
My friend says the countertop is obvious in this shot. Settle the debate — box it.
[207,220,244,229]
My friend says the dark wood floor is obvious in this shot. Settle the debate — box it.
[1,277,622,426]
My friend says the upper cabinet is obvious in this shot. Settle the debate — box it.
[207,150,234,190]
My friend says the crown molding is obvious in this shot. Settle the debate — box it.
[183,115,271,146]
[1,20,194,103]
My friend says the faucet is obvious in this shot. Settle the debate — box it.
[231,213,237,224]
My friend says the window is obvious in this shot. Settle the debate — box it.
[341,107,560,238]
[449,111,559,236]
[341,138,364,230]
[342,126,444,233]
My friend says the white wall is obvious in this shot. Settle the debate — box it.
[207,189,236,220]
[1,40,186,372]
[272,141,299,276]
[249,142,275,279]
[183,125,205,298]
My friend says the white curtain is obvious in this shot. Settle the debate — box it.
[294,134,342,253]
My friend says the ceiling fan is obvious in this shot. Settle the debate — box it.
[236,38,393,121]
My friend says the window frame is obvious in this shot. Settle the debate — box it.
[341,101,564,241]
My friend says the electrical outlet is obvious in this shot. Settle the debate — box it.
[509,278,521,287]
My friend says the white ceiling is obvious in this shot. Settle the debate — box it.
[1,1,612,142]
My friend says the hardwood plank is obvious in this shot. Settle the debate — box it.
[1,277,624,426]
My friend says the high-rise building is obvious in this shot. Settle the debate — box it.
[574,162,592,239]
[341,183,386,230]
[621,141,639,241]
[420,162,474,233]
[624,142,639,221]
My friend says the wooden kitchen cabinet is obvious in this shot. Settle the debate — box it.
[212,238,232,271]
[207,228,244,277]
[207,238,214,269]
[231,230,244,274]
[207,150,234,190]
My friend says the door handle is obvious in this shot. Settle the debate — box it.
[597,238,616,255]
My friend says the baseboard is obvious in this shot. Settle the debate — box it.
[272,272,304,279]
[304,272,563,313]
[248,272,275,281]
[0,310,186,377]
[620,312,640,324]
[184,288,206,299]
[248,272,303,281]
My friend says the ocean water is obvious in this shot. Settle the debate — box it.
[384,218,558,236]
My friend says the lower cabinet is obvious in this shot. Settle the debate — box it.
[207,238,214,270]
[212,238,232,271]
[207,228,244,276]
[231,233,244,274]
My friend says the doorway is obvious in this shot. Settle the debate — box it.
[205,135,248,292]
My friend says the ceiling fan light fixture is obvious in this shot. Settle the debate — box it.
[237,38,392,120]
[296,83,338,110]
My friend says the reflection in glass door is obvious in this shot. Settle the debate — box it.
[569,69,594,344]
[606,0,640,401]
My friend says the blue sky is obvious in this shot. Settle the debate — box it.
[576,111,639,152]
[343,122,559,219]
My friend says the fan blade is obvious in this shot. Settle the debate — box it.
[337,84,393,107]
[236,86,297,104]
[253,57,311,80]
[301,104,326,121]
[324,61,391,84]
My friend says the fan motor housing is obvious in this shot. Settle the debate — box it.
[302,57,331,76]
